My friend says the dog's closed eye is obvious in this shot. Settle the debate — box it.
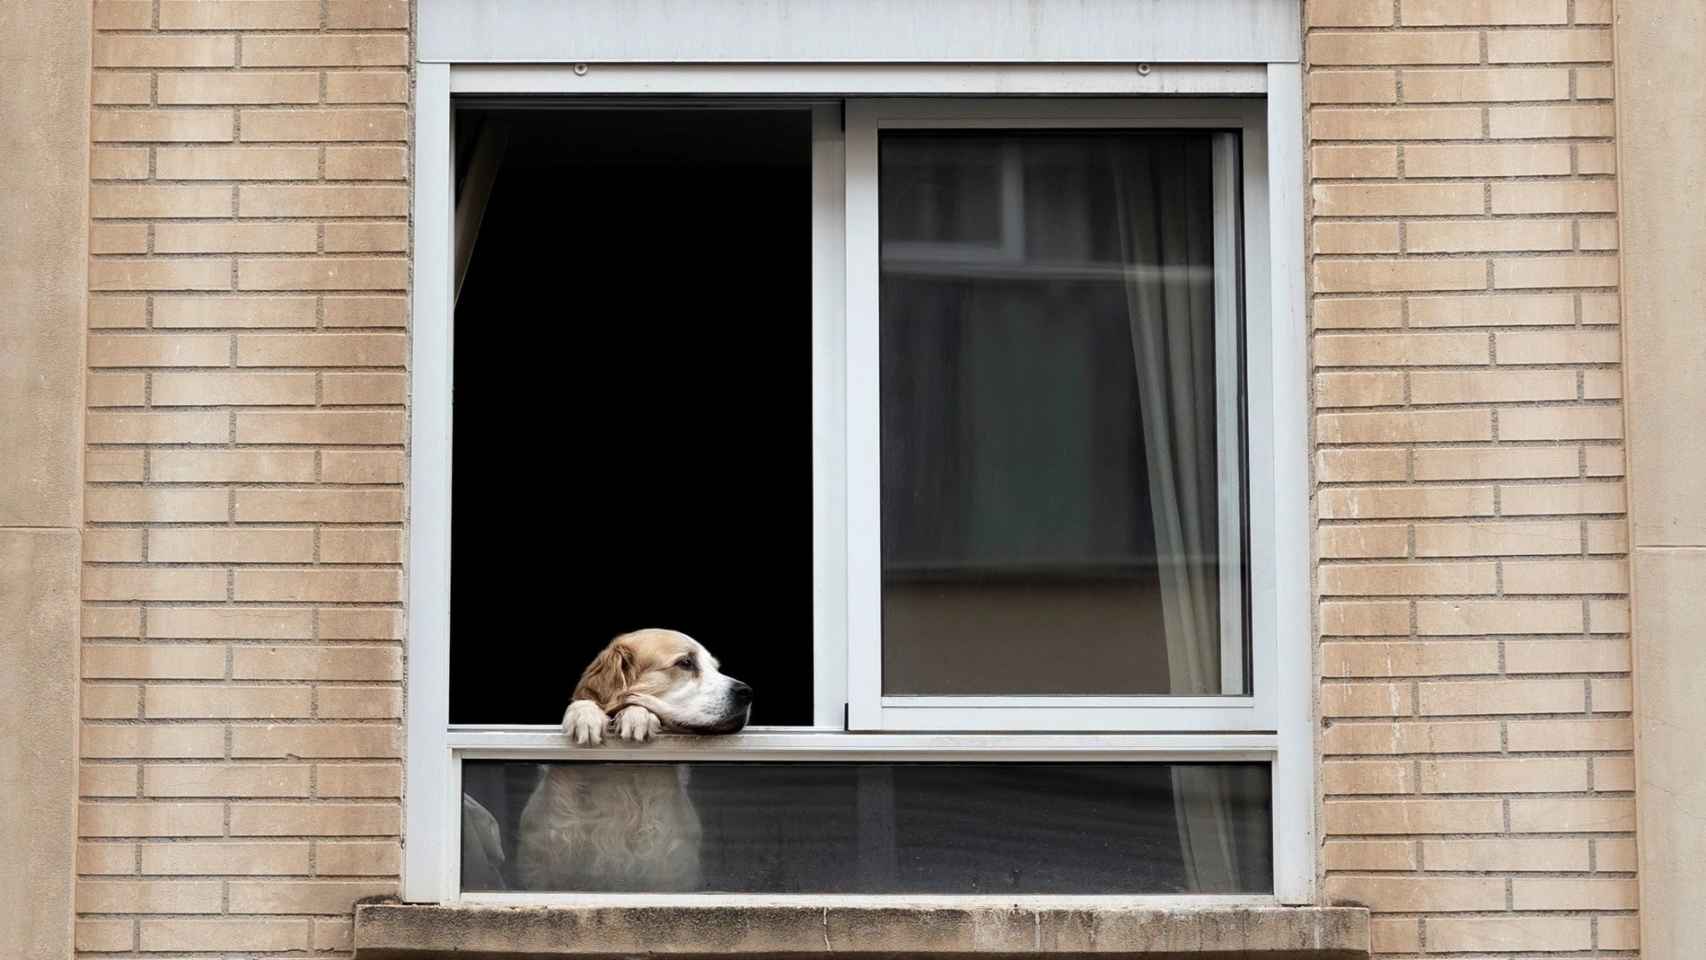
[673,655,698,673]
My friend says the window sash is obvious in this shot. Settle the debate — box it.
[844,99,1274,733]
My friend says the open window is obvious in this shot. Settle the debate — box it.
[412,77,1308,905]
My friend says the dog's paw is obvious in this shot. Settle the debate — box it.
[563,700,608,745]
[614,705,662,742]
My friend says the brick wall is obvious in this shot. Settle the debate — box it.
[78,2,410,956]
[1306,1,1635,957]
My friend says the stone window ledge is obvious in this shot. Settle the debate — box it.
[353,902,1369,959]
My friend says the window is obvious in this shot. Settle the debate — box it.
[411,67,1308,906]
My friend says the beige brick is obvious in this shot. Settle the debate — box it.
[93,73,152,105]
[326,70,410,104]
[1578,218,1619,251]
[1586,519,1627,554]
[1404,142,1572,177]
[83,606,144,638]
[1310,145,1398,179]
[315,840,402,875]
[238,257,408,291]
[1489,103,1616,138]
[1321,561,1496,596]
[144,685,313,720]
[92,147,152,180]
[1370,919,1420,955]
[83,567,227,602]
[320,528,403,565]
[316,686,403,720]
[229,801,401,835]
[326,0,409,27]
[1407,220,1573,254]
[1417,599,1584,635]
[1421,756,1589,793]
[1420,678,1586,715]
[235,410,405,444]
[140,918,311,952]
[155,222,319,254]
[1323,759,1416,796]
[1322,840,1417,871]
[148,528,313,565]
[1322,875,1503,912]
[1320,600,1412,636]
[234,568,401,603]
[229,879,396,913]
[232,645,401,681]
[81,763,141,797]
[1426,917,1591,953]
[1493,180,1618,215]
[83,683,141,719]
[160,0,321,29]
[156,146,320,180]
[1488,28,1614,63]
[1323,798,1503,834]
[91,184,231,219]
[1506,638,1628,675]
[1576,142,1617,174]
[316,918,356,951]
[322,372,406,405]
[1596,837,1639,872]
[154,295,318,328]
[1308,0,1394,26]
[324,294,406,326]
[1313,297,1403,330]
[1323,720,1502,754]
[1319,485,1494,520]
[144,763,311,797]
[87,487,229,522]
[1504,558,1627,594]
[1309,71,1398,105]
[1315,371,1405,408]
[241,108,408,143]
[1495,255,1620,290]
[1318,524,1409,559]
[237,332,405,366]
[1316,447,1409,483]
[1591,676,1632,711]
[318,451,402,487]
[77,840,138,872]
[233,488,403,523]
[93,108,235,143]
[1323,641,1499,678]
[1402,67,1569,102]
[325,145,408,180]
[146,606,313,640]
[324,223,409,254]
[1410,294,1574,328]
[83,725,227,761]
[84,645,224,680]
[1316,331,1489,366]
[1317,258,1486,293]
[151,449,316,484]
[87,411,229,446]
[141,841,312,875]
[94,35,237,68]
[1511,796,1635,831]
[87,373,148,407]
[240,184,410,218]
[76,879,223,914]
[1599,915,1640,951]
[158,71,320,105]
[1401,0,1567,25]
[87,450,147,483]
[1412,445,1578,480]
[1322,682,1416,718]
[1496,329,1621,364]
[90,259,233,292]
[152,372,316,406]
[1588,598,1630,632]
[318,608,403,641]
[1313,182,1483,217]
[90,223,149,255]
[1594,755,1635,790]
[1310,107,1482,141]
[1415,519,1580,557]
[89,333,228,368]
[1411,369,1576,404]
[1508,718,1631,750]
[1317,409,1492,444]
[1499,404,1624,442]
[1423,837,1590,872]
[317,764,402,798]
[1309,31,1481,66]
[241,34,409,67]
[79,802,224,837]
[94,0,153,29]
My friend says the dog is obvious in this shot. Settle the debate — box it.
[511,629,750,891]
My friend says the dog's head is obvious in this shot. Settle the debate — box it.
[573,629,752,734]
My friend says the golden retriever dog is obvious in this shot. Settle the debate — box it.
[513,629,750,891]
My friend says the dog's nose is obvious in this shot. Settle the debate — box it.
[730,681,753,706]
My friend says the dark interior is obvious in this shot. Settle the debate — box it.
[450,108,814,726]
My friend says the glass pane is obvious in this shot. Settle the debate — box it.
[879,131,1245,697]
[462,761,1271,894]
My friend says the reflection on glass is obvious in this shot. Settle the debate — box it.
[879,131,1246,697]
[461,761,1272,894]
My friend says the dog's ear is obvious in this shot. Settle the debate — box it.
[573,640,633,712]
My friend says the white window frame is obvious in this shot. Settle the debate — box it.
[407,62,1309,907]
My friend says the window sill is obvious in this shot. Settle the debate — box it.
[353,902,1369,959]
